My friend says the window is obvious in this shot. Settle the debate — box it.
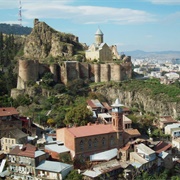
[110,135,114,146]
[102,137,105,147]
[80,140,84,150]
[88,139,92,149]
[94,138,98,148]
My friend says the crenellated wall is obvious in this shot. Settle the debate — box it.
[16,58,133,90]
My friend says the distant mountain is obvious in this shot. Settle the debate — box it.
[0,23,32,35]
[123,50,180,59]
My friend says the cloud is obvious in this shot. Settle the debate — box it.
[21,2,156,25]
[0,0,18,9]
[145,0,180,5]
[0,0,74,9]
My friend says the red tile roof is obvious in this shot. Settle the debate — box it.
[160,116,177,123]
[66,124,116,138]
[124,129,141,137]
[87,99,104,109]
[0,107,19,117]
[9,144,36,158]
[154,141,172,154]
[120,143,130,151]
[101,102,112,110]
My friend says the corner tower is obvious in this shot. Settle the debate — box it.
[95,28,103,45]
[111,98,123,132]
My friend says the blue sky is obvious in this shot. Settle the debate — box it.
[0,0,180,52]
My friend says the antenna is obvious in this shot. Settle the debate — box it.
[18,0,22,26]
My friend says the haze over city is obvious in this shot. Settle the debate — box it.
[0,0,180,52]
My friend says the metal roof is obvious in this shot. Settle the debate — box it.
[35,150,46,158]
[45,144,70,154]
[36,160,73,173]
[111,98,124,107]
[95,28,103,35]
[90,148,118,161]
[136,143,155,155]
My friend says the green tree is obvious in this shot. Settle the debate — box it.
[64,104,93,126]
[42,72,54,87]
[65,170,83,180]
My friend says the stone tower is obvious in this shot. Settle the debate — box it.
[95,28,103,45]
[111,98,123,132]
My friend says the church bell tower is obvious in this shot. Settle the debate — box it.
[111,98,123,132]
[95,28,103,45]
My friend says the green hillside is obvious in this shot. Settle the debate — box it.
[0,23,32,35]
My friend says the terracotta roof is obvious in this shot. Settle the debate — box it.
[9,144,37,158]
[87,99,104,109]
[160,116,177,123]
[0,107,19,117]
[66,124,115,138]
[101,102,112,110]
[124,129,141,137]
[120,143,130,151]
[122,107,130,112]
[154,141,172,154]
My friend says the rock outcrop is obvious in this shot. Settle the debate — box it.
[93,86,180,118]
[23,19,82,60]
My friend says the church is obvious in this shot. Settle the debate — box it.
[85,28,120,62]
[56,99,140,159]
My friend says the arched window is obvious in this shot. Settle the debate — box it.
[102,137,105,147]
[80,140,84,150]
[88,139,92,149]
[94,138,98,148]
[110,135,114,146]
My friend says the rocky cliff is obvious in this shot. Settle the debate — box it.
[93,85,180,118]
[23,19,83,60]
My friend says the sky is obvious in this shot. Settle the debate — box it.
[0,0,180,52]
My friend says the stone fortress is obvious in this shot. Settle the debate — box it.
[14,19,133,91]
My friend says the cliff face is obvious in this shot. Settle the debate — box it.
[94,86,180,118]
[23,19,82,60]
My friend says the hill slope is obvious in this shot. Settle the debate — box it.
[0,23,32,35]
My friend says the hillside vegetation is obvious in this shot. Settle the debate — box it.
[0,23,32,35]
[117,78,180,102]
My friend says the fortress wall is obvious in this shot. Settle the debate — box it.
[121,62,133,79]
[49,64,58,82]
[79,63,89,79]
[17,60,39,89]
[100,64,110,82]
[110,64,121,82]
[89,64,95,82]
[66,61,79,82]
[94,64,100,83]
[59,62,67,84]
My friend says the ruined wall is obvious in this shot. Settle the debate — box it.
[17,59,39,89]
[16,58,132,90]
[49,64,59,82]
[110,64,121,82]
[94,64,100,83]
[79,63,90,79]
[100,64,110,82]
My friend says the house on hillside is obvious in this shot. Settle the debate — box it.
[36,160,73,180]
[7,144,47,180]
[130,143,157,173]
[158,116,177,129]
[0,107,22,139]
